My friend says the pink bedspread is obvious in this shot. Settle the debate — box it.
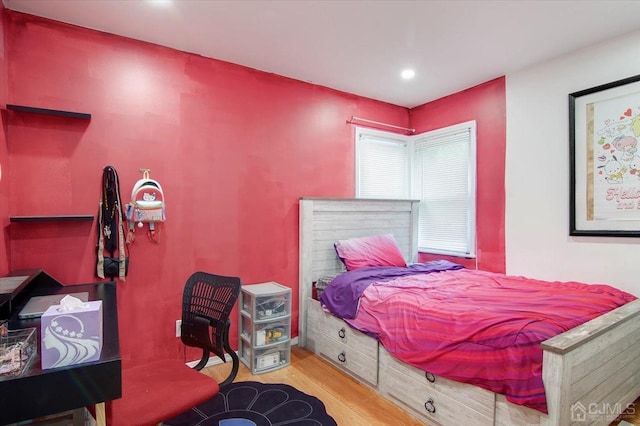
[344,268,636,413]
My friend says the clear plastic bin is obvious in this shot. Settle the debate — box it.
[241,282,290,320]
[242,316,290,348]
[248,342,290,373]
[0,328,37,378]
[239,282,291,374]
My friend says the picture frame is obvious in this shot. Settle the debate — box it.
[570,74,640,237]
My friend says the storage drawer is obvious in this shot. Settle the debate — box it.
[241,282,290,320]
[379,347,495,424]
[240,341,291,374]
[306,298,377,358]
[241,316,290,348]
[306,299,378,386]
[380,347,494,418]
[316,331,378,385]
[323,312,378,358]
[240,282,291,375]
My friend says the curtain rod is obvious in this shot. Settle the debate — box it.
[347,116,415,134]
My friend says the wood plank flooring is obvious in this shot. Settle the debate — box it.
[203,345,423,425]
[203,345,640,426]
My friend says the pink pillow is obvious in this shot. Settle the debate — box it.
[334,234,407,271]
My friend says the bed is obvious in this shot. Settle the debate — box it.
[298,197,640,426]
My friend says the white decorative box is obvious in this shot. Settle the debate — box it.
[40,300,103,369]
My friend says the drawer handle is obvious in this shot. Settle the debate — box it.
[425,372,436,383]
[338,327,346,339]
[337,351,346,363]
[424,397,436,414]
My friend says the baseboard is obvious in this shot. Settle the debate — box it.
[185,350,233,368]
[186,337,299,369]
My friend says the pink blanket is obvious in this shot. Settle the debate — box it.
[344,268,636,413]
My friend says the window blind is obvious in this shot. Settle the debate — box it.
[414,127,475,255]
[356,133,409,199]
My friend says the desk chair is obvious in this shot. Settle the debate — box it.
[105,272,241,426]
[180,272,241,386]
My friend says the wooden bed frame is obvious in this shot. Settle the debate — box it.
[298,197,640,426]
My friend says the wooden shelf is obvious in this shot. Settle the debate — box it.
[10,215,94,223]
[6,104,91,120]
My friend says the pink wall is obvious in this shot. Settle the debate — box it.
[3,11,410,364]
[2,10,506,365]
[410,78,506,273]
[0,3,10,277]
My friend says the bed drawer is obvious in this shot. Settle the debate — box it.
[306,299,378,358]
[322,311,378,358]
[306,299,378,385]
[316,331,378,385]
[379,347,495,425]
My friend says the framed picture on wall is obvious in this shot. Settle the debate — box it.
[570,73,640,237]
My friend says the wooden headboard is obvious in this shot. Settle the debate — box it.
[298,197,419,346]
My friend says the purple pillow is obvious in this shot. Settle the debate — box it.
[334,234,407,271]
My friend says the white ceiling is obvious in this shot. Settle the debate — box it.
[4,0,640,108]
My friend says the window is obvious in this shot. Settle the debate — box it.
[355,121,476,257]
[355,128,409,199]
[413,122,476,256]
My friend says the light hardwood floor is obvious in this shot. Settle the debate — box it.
[203,345,423,425]
[203,345,639,426]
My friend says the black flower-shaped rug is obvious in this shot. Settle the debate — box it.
[164,381,337,426]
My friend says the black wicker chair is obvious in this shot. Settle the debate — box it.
[180,272,241,387]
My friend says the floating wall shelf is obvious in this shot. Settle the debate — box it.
[10,215,94,223]
[6,104,91,120]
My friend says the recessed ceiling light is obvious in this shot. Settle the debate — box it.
[148,0,173,6]
[401,69,415,80]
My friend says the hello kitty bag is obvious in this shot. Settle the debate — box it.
[126,169,165,226]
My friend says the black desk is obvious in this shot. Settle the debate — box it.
[0,270,121,425]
